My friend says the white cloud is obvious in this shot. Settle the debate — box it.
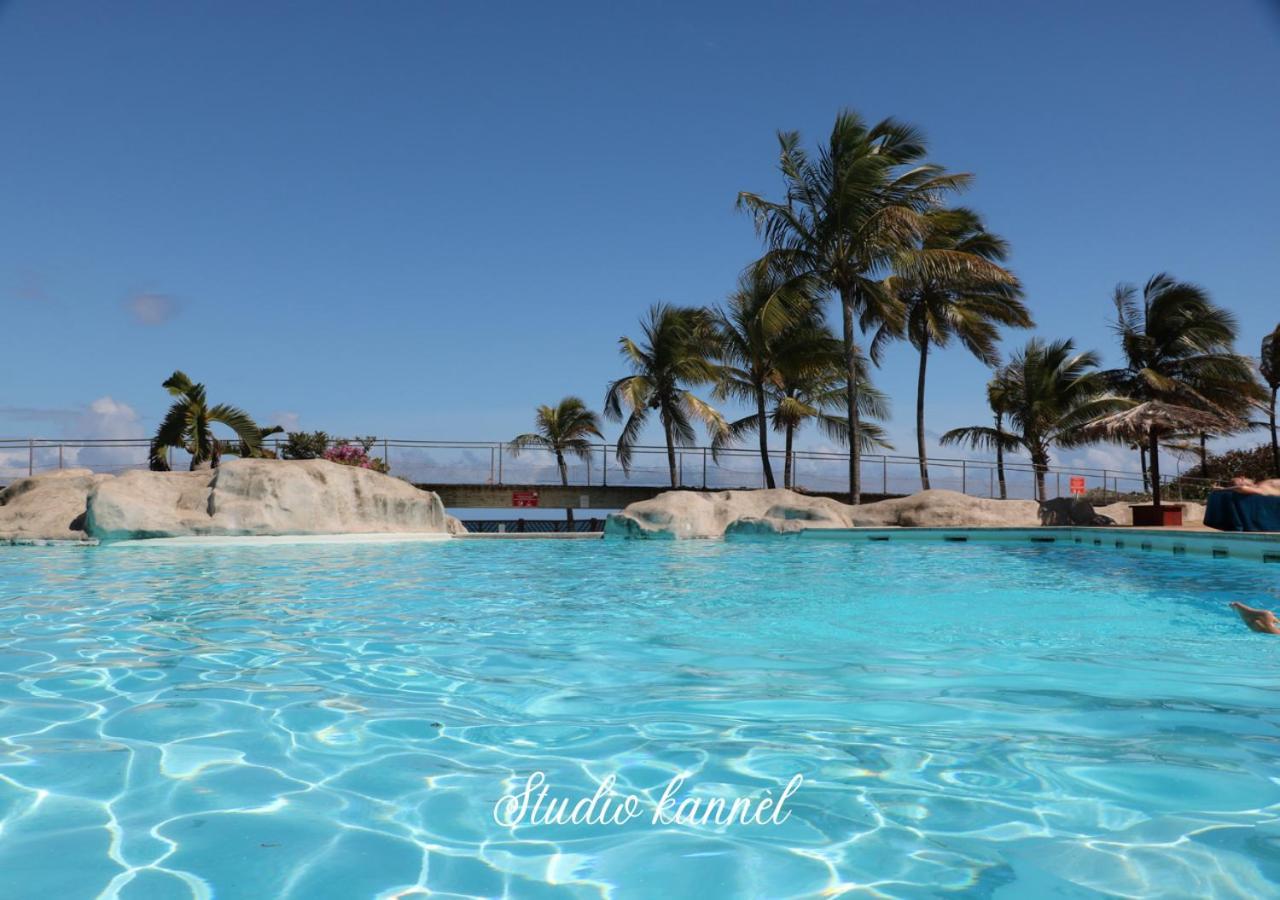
[124,292,179,325]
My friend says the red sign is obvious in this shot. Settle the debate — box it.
[1069,476,1086,495]
[512,490,539,508]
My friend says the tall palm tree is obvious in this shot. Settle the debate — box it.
[151,371,272,470]
[1100,274,1261,505]
[509,397,603,525]
[604,304,728,488]
[877,208,1030,489]
[1260,323,1280,477]
[941,338,1110,501]
[712,268,819,488]
[738,109,968,503]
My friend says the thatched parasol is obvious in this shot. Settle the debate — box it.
[1081,401,1243,507]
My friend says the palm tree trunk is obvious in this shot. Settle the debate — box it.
[840,292,861,504]
[1032,450,1048,502]
[1270,388,1278,478]
[994,412,1007,500]
[916,338,930,490]
[1198,432,1208,474]
[756,386,775,489]
[662,412,678,488]
[557,450,573,527]
[784,424,795,490]
[1149,427,1162,509]
[1139,445,1149,492]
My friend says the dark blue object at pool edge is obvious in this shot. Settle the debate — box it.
[1204,490,1280,532]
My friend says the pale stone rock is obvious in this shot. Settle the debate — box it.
[85,470,214,540]
[0,468,109,542]
[1,459,455,542]
[85,459,452,540]
[609,488,1053,539]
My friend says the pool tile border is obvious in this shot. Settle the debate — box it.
[787,526,1280,564]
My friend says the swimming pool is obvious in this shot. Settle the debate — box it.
[1,538,1278,898]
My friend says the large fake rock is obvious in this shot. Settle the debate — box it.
[0,469,110,542]
[606,488,1043,539]
[85,470,214,540]
[84,458,453,541]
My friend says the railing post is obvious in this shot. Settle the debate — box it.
[383,438,390,473]
[678,452,684,487]
[1056,472,1061,498]
[989,466,994,498]
[59,444,64,470]
[586,450,591,486]
[1102,469,1108,504]
[961,460,967,495]
[882,456,888,495]
[702,447,707,489]
[490,447,495,484]
[28,439,34,476]
[498,442,504,485]
[602,444,608,487]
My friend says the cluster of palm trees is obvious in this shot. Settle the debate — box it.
[517,109,1279,503]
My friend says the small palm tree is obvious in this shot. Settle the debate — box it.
[1100,274,1262,503]
[739,109,969,503]
[942,338,1110,500]
[1261,323,1280,477]
[877,208,1030,489]
[151,371,273,470]
[509,397,603,525]
[712,268,818,488]
[769,337,892,489]
[604,304,728,487]
[984,370,1018,500]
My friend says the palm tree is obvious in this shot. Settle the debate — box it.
[738,109,968,502]
[1261,324,1280,477]
[877,208,1029,489]
[1099,274,1261,506]
[232,425,286,460]
[984,370,1017,500]
[150,371,273,470]
[941,338,1110,501]
[712,268,818,488]
[509,397,603,526]
[604,304,728,487]
[769,337,892,489]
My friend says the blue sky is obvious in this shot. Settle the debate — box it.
[2,1,1278,479]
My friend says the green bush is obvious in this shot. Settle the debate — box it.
[281,431,330,460]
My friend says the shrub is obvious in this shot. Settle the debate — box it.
[281,431,330,460]
[323,440,390,474]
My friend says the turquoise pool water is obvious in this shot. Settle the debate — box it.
[1,539,1278,898]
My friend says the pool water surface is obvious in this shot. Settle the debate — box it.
[0,539,1278,898]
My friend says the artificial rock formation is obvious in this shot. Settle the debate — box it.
[605,487,1206,538]
[0,459,460,542]
[605,488,1042,538]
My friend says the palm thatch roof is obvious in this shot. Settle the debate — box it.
[1081,400,1241,442]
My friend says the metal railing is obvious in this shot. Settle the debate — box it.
[0,436,1217,503]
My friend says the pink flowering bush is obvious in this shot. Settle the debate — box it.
[323,440,390,474]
